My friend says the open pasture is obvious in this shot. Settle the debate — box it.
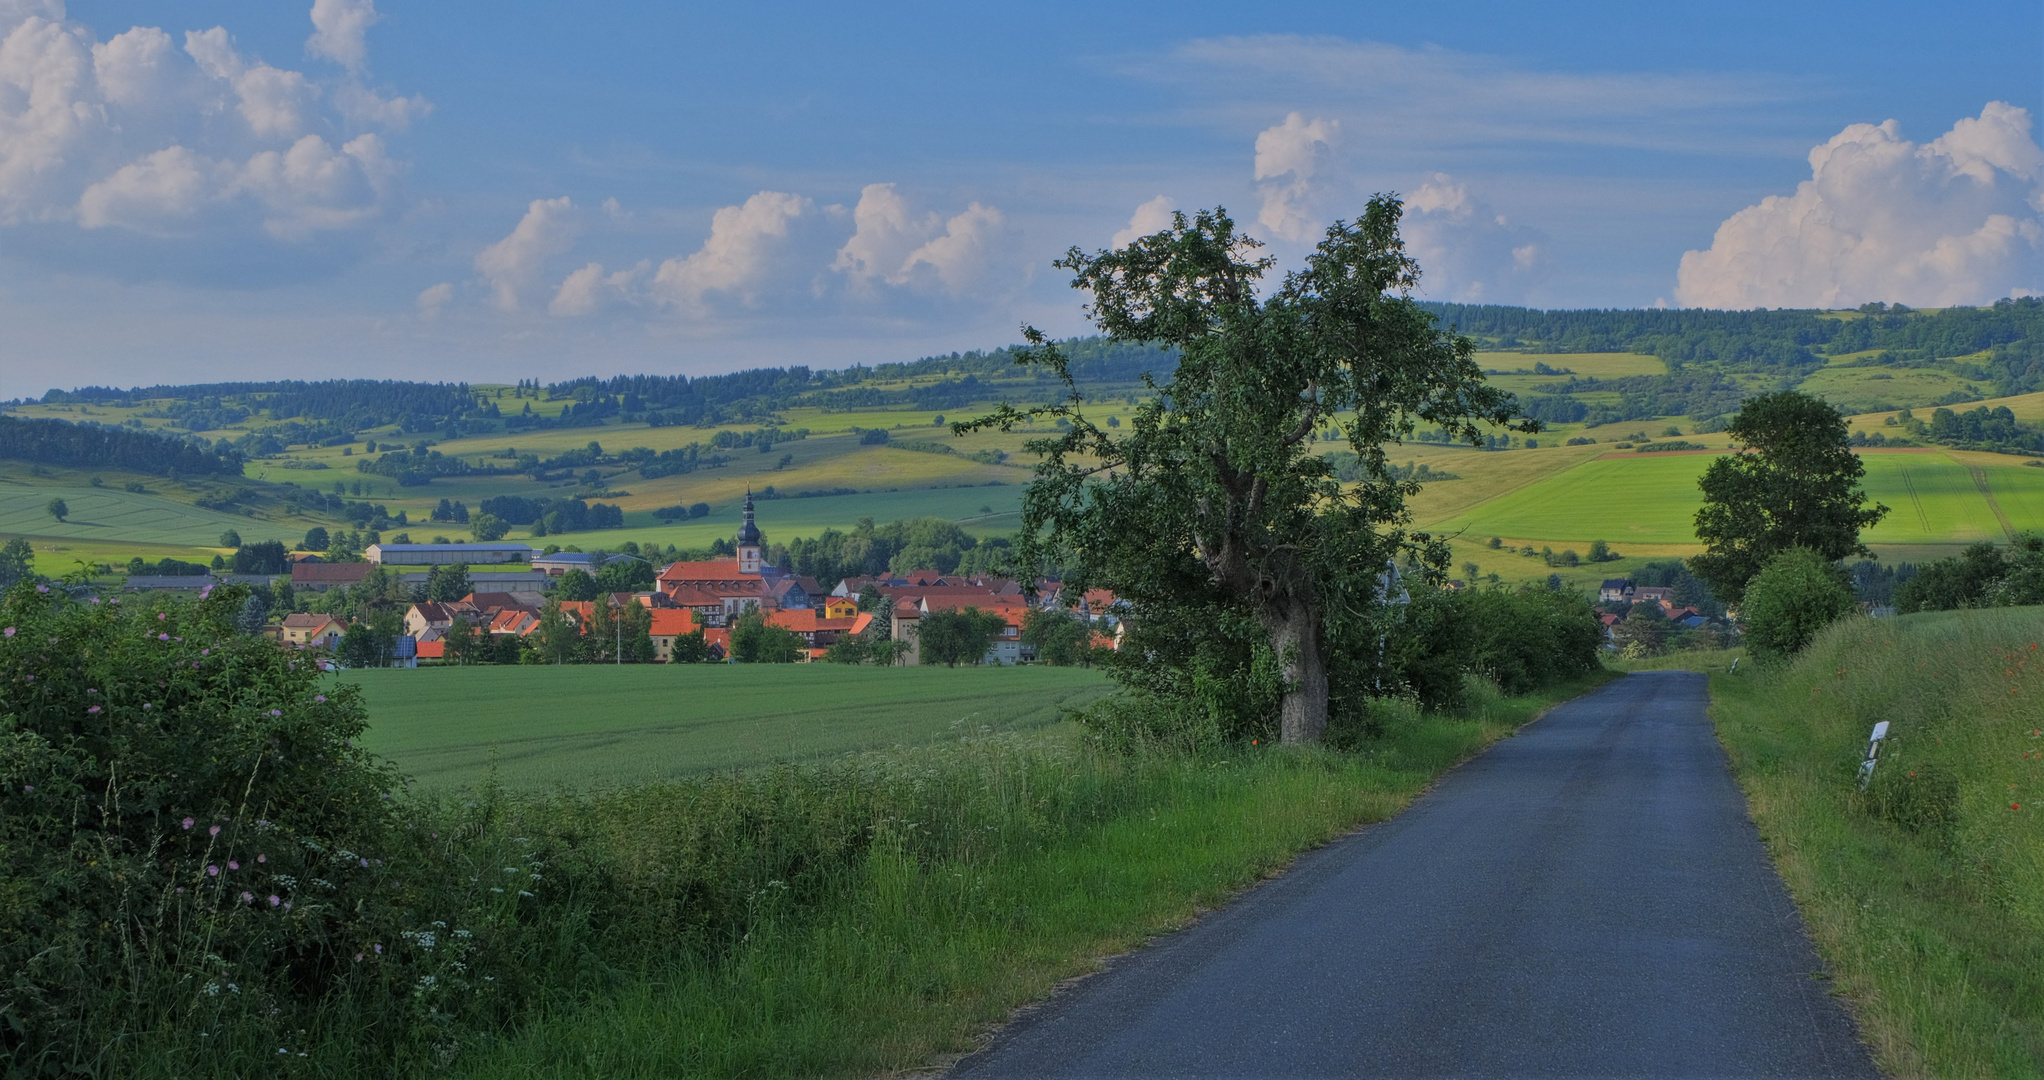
[1473,351,1665,396]
[0,478,304,549]
[1849,389,2044,428]
[541,483,1026,549]
[1800,365,1990,414]
[344,663,1113,791]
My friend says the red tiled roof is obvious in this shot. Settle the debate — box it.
[416,640,445,659]
[648,609,697,637]
[659,559,750,583]
[663,585,726,607]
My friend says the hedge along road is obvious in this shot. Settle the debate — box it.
[951,672,1878,1079]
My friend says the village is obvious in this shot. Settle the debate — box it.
[156,492,1132,667]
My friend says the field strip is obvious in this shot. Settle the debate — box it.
[1966,464,2018,541]
[1896,462,1931,533]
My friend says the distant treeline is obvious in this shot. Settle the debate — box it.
[538,338,1178,427]
[39,380,486,435]
[1422,298,2044,397]
[0,415,243,477]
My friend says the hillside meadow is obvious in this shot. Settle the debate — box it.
[1700,609,2044,1078]
[344,664,1113,791]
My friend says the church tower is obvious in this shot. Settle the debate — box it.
[736,488,762,575]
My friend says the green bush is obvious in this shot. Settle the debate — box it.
[1741,548,1857,661]
[0,582,411,1074]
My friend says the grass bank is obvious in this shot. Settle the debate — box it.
[343,665,1114,791]
[1708,610,2044,1078]
[431,672,1613,1079]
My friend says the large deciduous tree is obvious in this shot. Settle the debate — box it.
[1689,391,1888,604]
[963,200,1522,743]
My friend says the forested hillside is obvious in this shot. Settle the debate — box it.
[0,415,243,477]
[1423,298,2044,394]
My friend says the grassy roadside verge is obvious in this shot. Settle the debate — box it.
[446,672,1616,1079]
[1705,611,2044,1078]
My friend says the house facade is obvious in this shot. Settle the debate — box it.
[366,543,534,566]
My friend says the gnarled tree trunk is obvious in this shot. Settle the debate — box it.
[1265,593,1329,744]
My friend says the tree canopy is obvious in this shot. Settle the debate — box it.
[964,199,1522,742]
[1689,391,1888,603]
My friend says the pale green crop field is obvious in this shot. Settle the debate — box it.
[1433,449,2044,547]
[343,663,1113,791]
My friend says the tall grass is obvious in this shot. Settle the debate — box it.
[1709,609,2044,1078]
[443,675,1603,1079]
[13,576,1604,1080]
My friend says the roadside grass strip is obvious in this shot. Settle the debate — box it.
[442,673,1616,1079]
[1708,610,2044,1078]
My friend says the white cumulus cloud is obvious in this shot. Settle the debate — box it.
[1254,111,1339,243]
[474,196,582,311]
[654,190,824,313]
[1402,174,1552,304]
[832,183,1007,295]
[415,280,451,318]
[0,1,421,256]
[306,0,378,72]
[1110,194,1178,248]
[550,259,645,317]
[1676,102,2044,309]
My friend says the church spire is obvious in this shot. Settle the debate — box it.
[736,488,762,573]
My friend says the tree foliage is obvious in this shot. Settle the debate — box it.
[1690,391,1888,603]
[1740,548,1858,661]
[963,199,1523,742]
[915,608,1008,667]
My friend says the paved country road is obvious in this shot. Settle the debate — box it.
[950,672,1879,1079]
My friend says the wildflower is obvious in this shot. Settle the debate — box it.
[257,854,266,863]
[158,633,169,641]
[35,584,47,593]
[282,902,290,910]
[228,861,239,870]
[142,703,150,710]
[268,895,280,906]
[374,944,382,954]
[315,695,327,703]
[86,706,100,714]
[2014,804,2022,810]
[360,858,369,867]
[201,649,209,656]
[182,817,194,830]
[240,892,253,902]
[207,866,220,876]
[210,825,220,836]
[2,627,12,637]
[158,613,166,620]
[269,709,281,717]
[21,785,31,793]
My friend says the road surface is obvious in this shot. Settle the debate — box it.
[951,671,1877,1079]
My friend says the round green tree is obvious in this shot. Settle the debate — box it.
[1690,392,1888,604]
[1740,547,1856,662]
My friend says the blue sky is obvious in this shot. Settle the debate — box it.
[1,0,2039,397]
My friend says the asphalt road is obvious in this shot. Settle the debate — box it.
[950,671,1878,1079]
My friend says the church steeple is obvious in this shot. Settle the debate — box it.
[736,488,762,574]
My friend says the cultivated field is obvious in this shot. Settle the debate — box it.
[1429,447,2044,552]
[344,664,1113,791]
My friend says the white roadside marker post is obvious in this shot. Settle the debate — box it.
[1857,721,1890,791]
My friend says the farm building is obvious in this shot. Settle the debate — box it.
[532,551,635,576]
[366,542,534,566]
[291,562,372,591]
